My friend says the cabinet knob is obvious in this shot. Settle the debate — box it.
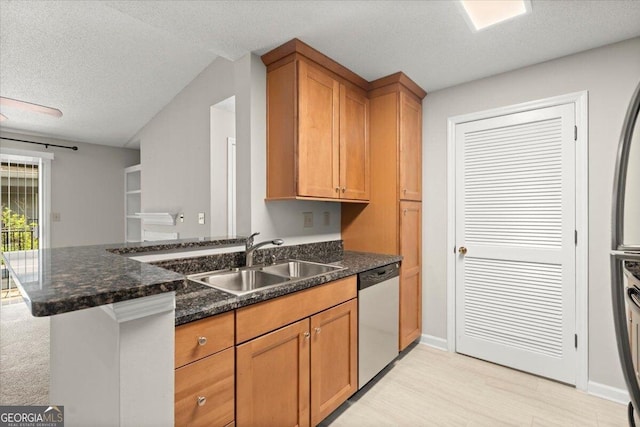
[403,188,407,194]
[335,187,340,193]
[341,187,346,193]
[197,396,207,406]
[315,327,321,335]
[303,331,310,339]
[197,336,207,346]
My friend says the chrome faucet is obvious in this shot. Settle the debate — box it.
[245,232,284,267]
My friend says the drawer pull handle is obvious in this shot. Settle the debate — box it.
[315,327,321,335]
[197,396,207,406]
[197,336,207,346]
[303,331,310,339]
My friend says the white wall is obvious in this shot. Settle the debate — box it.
[131,57,236,239]
[132,53,341,244]
[423,37,640,391]
[0,131,140,247]
[209,106,235,236]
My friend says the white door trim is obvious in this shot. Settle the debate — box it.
[0,148,53,250]
[446,91,589,391]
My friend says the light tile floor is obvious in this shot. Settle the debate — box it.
[322,344,628,426]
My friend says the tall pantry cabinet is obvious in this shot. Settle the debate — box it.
[342,73,426,351]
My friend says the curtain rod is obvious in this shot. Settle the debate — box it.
[0,136,78,151]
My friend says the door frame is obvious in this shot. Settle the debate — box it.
[446,91,589,391]
[0,147,53,250]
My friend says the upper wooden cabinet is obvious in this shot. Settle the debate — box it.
[263,39,370,202]
[399,92,422,201]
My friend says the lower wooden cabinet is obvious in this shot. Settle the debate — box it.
[399,201,422,350]
[310,299,358,426]
[175,347,235,427]
[236,299,358,427]
[175,312,236,427]
[236,319,311,427]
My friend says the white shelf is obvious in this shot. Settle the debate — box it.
[125,164,142,242]
[135,212,177,226]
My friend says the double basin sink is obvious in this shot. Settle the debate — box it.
[187,260,345,295]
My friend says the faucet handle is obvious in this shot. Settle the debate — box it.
[246,232,260,248]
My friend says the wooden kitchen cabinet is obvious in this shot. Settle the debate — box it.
[175,312,235,427]
[310,299,358,426]
[235,277,358,427]
[175,348,235,427]
[262,39,370,202]
[399,201,422,349]
[399,92,422,201]
[342,73,426,352]
[236,319,311,427]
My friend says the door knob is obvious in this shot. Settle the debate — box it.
[458,246,467,255]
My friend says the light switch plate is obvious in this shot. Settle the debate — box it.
[198,212,205,225]
[303,212,313,228]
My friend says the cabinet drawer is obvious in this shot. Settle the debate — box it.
[175,311,234,368]
[236,276,357,344]
[175,347,234,427]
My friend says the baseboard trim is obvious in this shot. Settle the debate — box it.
[419,334,448,351]
[587,380,629,405]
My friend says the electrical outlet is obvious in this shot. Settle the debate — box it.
[198,212,205,225]
[303,212,313,228]
[179,213,184,223]
[323,211,330,226]
[51,212,61,222]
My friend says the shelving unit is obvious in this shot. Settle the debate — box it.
[125,164,141,242]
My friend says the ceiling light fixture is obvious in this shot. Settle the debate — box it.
[0,96,63,119]
[459,0,531,31]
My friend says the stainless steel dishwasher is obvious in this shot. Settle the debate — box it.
[358,262,400,389]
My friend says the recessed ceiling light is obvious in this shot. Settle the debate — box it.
[460,0,531,31]
[0,97,63,118]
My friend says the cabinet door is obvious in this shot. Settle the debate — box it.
[310,299,358,426]
[175,347,234,427]
[399,91,422,201]
[399,201,422,350]
[339,85,370,201]
[236,319,311,427]
[298,60,340,199]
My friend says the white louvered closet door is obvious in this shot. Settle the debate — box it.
[455,103,576,384]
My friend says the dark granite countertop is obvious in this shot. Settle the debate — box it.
[174,250,402,326]
[2,246,185,317]
[2,236,400,325]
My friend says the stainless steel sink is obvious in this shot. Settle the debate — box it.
[188,269,289,295]
[187,260,345,295]
[259,260,342,278]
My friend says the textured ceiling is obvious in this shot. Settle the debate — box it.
[1,0,640,148]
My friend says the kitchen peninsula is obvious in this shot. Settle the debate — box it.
[2,238,401,426]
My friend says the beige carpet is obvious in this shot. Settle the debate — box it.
[0,301,49,405]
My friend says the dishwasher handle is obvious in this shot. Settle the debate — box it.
[358,263,400,290]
